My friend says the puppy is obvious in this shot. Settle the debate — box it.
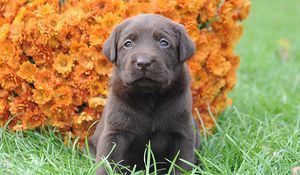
[87,14,200,174]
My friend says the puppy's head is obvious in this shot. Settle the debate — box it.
[103,14,195,93]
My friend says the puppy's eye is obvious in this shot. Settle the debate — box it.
[159,38,169,48]
[124,40,133,49]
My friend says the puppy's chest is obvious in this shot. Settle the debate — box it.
[144,112,175,133]
[126,95,186,132]
[136,104,181,132]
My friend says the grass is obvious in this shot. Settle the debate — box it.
[1,0,300,174]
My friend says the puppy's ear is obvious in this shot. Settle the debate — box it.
[102,23,123,63]
[176,24,196,62]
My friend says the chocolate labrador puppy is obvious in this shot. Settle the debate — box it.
[87,14,200,174]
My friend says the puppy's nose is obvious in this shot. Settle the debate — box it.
[135,57,152,71]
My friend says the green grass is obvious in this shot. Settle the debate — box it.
[1,0,300,174]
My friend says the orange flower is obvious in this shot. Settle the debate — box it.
[32,88,53,105]
[22,42,54,66]
[48,36,60,48]
[40,100,54,117]
[53,85,73,107]
[0,40,20,62]
[225,69,237,90]
[124,2,153,17]
[75,112,94,124]
[59,7,86,27]
[72,88,90,106]
[70,44,94,70]
[49,105,75,128]
[34,46,55,66]
[149,0,177,14]
[87,77,108,97]
[0,87,9,99]
[9,6,26,43]
[0,71,20,92]
[0,23,10,42]
[17,61,38,82]
[53,52,74,74]
[33,3,58,18]
[9,96,36,116]
[0,0,251,144]
[190,68,208,90]
[21,109,46,130]
[1,1,20,21]
[22,41,36,58]
[70,65,95,88]
[94,56,112,76]
[26,0,59,11]
[198,0,220,22]
[88,26,108,47]
[34,68,57,90]
[73,107,99,126]
[97,12,123,30]
[0,101,10,126]
[0,99,9,116]
[176,0,205,13]
[199,76,226,106]
[206,53,231,76]
[89,96,106,110]
[14,82,32,97]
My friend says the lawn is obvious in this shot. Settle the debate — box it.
[1,0,300,174]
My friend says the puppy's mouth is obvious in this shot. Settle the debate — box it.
[132,77,158,86]
[130,77,161,93]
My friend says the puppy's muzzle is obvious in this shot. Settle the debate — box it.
[134,56,154,72]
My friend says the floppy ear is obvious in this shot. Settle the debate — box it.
[102,23,123,63]
[176,24,196,62]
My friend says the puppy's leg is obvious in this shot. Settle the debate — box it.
[169,130,196,174]
[96,132,134,175]
[84,116,105,158]
[83,129,101,159]
[193,118,201,157]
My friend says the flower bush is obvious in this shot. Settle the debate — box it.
[0,0,250,144]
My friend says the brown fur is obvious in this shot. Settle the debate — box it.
[86,14,200,175]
